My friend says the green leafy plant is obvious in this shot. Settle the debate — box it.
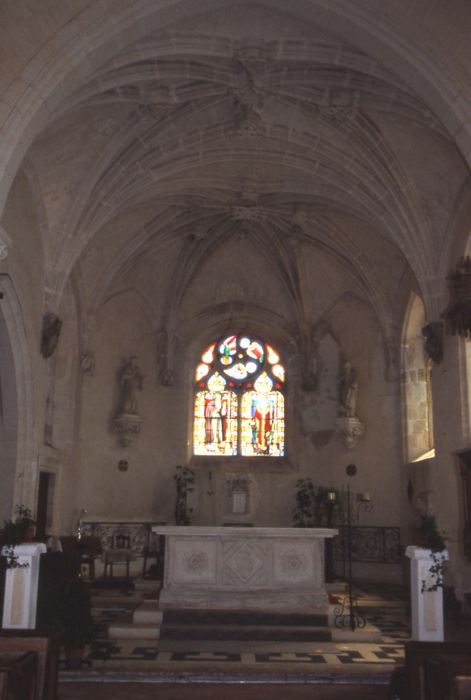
[0,505,36,568]
[292,479,340,527]
[415,514,447,593]
[174,465,195,525]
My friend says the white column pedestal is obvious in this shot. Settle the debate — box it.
[406,545,448,642]
[2,543,47,629]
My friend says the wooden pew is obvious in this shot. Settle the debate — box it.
[405,641,471,700]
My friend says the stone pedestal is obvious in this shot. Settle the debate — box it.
[2,543,47,629]
[114,413,142,447]
[153,526,337,611]
[406,545,449,642]
[336,416,364,449]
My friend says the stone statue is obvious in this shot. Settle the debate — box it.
[159,367,175,387]
[338,360,358,418]
[80,352,95,375]
[422,322,443,364]
[40,312,62,359]
[118,356,143,415]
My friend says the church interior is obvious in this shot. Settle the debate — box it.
[1,1,471,698]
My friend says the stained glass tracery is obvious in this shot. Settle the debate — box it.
[193,334,286,457]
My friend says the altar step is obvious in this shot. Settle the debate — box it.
[108,600,163,640]
[159,609,382,644]
[108,604,382,643]
[161,623,332,642]
[162,609,328,627]
[160,609,331,642]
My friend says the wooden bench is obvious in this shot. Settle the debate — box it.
[405,641,471,699]
[0,633,59,700]
[0,651,37,700]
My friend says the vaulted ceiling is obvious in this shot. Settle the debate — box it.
[4,1,471,348]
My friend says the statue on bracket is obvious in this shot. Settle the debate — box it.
[40,312,62,359]
[80,352,95,375]
[118,356,143,414]
[337,361,358,418]
[299,327,318,392]
[422,322,443,364]
[384,340,400,382]
[156,327,177,387]
[114,356,143,447]
[336,359,364,449]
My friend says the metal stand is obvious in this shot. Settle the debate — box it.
[334,465,372,632]
[324,497,336,583]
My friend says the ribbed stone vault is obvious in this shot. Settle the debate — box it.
[8,2,467,359]
[1,3,471,584]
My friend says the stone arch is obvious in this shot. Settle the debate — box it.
[0,275,36,515]
[401,292,434,463]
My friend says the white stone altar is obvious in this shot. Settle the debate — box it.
[153,526,337,610]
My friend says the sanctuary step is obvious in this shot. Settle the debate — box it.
[108,601,163,640]
[162,609,328,627]
[160,609,331,642]
[161,623,332,642]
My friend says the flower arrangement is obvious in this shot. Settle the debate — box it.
[174,465,195,525]
[415,514,447,593]
[292,479,341,527]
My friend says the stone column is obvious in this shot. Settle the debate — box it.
[406,545,448,641]
[2,543,47,629]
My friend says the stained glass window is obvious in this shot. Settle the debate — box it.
[193,334,286,457]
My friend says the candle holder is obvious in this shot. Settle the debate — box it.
[334,465,373,632]
[324,490,338,583]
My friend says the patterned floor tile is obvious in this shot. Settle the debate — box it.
[81,582,409,671]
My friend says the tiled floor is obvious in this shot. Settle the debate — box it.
[67,581,409,676]
[58,580,471,698]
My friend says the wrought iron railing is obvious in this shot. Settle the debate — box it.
[332,525,401,564]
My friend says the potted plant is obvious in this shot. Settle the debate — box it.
[174,465,195,525]
[61,576,95,669]
[415,513,447,592]
[406,513,449,641]
[292,479,340,527]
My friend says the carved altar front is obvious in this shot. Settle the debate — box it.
[152,526,337,610]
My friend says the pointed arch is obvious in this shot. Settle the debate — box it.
[193,333,286,458]
[401,292,434,462]
[0,275,36,514]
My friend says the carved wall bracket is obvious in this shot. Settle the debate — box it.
[157,327,177,387]
[336,416,364,450]
[114,413,143,447]
[40,313,62,359]
[422,322,443,364]
[443,256,471,337]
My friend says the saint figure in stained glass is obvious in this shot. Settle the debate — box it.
[193,335,286,457]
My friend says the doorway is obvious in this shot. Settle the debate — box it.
[36,471,56,539]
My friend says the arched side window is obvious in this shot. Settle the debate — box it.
[193,335,285,457]
[402,294,435,462]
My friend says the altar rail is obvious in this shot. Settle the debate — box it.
[332,526,401,564]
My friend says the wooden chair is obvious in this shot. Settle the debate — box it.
[58,536,102,580]
[78,536,102,581]
[103,534,135,579]
[142,524,167,579]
